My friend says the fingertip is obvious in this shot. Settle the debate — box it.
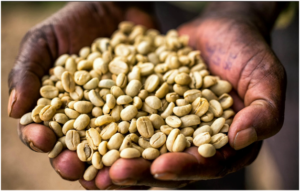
[8,72,40,118]
[95,167,117,190]
[22,123,56,152]
[151,152,198,177]
[51,150,85,181]
[79,178,99,190]
[110,158,151,182]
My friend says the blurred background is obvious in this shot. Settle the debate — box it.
[1,2,299,190]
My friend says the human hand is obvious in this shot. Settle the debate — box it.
[9,2,286,190]
[8,1,157,189]
[76,3,286,189]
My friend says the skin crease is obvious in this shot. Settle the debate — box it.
[8,2,287,190]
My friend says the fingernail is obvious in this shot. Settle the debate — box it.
[8,89,17,117]
[29,141,44,153]
[234,128,257,150]
[154,173,176,180]
[106,185,121,190]
[113,179,137,186]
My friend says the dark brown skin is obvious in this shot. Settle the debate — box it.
[8,2,287,189]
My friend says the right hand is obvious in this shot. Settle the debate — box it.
[8,2,156,189]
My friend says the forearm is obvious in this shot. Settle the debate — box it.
[201,2,288,40]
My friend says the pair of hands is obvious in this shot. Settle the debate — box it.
[8,2,286,189]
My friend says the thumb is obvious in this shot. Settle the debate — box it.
[8,27,55,118]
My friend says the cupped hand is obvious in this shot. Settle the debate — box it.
[9,1,157,189]
[9,2,286,190]
[84,12,285,189]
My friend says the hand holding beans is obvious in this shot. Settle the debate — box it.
[8,1,286,190]
[19,21,234,182]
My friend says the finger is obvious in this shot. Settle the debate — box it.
[50,150,85,181]
[8,27,55,118]
[18,123,56,152]
[94,167,124,190]
[79,179,99,190]
[229,90,244,113]
[125,6,157,29]
[109,158,188,188]
[228,54,286,150]
[151,142,262,181]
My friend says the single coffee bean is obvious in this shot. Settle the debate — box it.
[133,96,143,109]
[172,134,187,152]
[166,116,182,128]
[211,117,226,135]
[65,130,80,151]
[120,105,138,121]
[180,127,194,137]
[49,121,63,137]
[144,74,160,92]
[74,101,93,114]
[40,86,59,99]
[194,125,213,138]
[62,120,75,135]
[189,71,202,89]
[209,100,223,117]
[198,144,216,158]
[48,141,63,158]
[180,115,200,127]
[120,148,141,158]
[161,102,175,119]
[77,140,94,162]
[109,60,129,75]
[211,133,228,149]
[37,98,51,106]
[149,114,165,130]
[83,165,98,181]
[175,73,191,86]
[126,80,142,97]
[201,89,218,101]
[119,136,132,152]
[210,80,232,96]
[107,133,124,150]
[39,105,57,121]
[74,71,91,85]
[102,150,120,166]
[74,114,90,130]
[86,128,101,150]
[100,122,118,140]
[160,125,174,135]
[20,112,33,125]
[117,95,133,105]
[184,89,201,103]
[193,132,211,146]
[137,117,154,139]
[64,108,80,119]
[61,71,76,92]
[150,132,166,148]
[92,152,103,170]
[118,121,130,134]
[55,54,69,66]
[201,110,214,122]
[95,115,115,126]
[192,97,209,117]
[173,104,192,117]
[145,96,162,110]
[98,141,108,156]
[142,148,160,160]
[218,93,234,110]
